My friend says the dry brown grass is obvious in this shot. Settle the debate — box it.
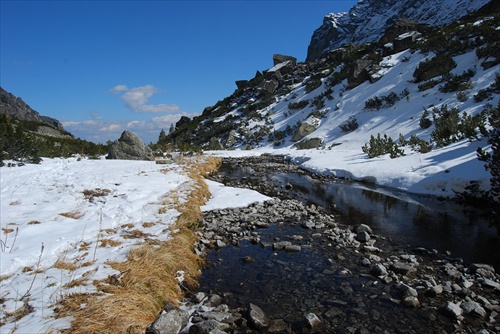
[27,220,41,225]
[63,156,221,334]
[99,239,122,247]
[59,211,84,219]
[54,293,101,319]
[142,222,156,228]
[54,259,79,271]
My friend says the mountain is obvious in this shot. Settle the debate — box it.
[0,87,67,134]
[166,0,499,199]
[0,87,108,164]
[306,0,492,62]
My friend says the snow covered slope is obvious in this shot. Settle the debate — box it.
[0,157,269,332]
[307,0,491,61]
[209,49,498,197]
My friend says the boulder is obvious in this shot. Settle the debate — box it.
[146,308,189,334]
[257,79,279,94]
[106,130,152,161]
[292,122,317,142]
[273,54,297,67]
[207,137,224,150]
[294,138,323,150]
[225,130,237,148]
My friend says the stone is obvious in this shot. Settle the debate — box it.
[215,240,226,248]
[273,241,292,251]
[305,313,321,329]
[284,244,302,252]
[188,319,227,334]
[371,263,388,276]
[291,122,318,142]
[107,130,152,161]
[356,224,373,234]
[356,231,371,243]
[480,278,500,291]
[146,308,189,334]
[257,79,279,94]
[192,292,206,303]
[390,262,417,276]
[399,283,418,298]
[207,137,224,150]
[247,303,269,329]
[461,301,487,318]
[273,54,297,67]
[205,294,223,307]
[442,301,463,319]
[425,284,443,297]
[225,130,237,148]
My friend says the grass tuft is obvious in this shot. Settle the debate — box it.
[59,211,84,219]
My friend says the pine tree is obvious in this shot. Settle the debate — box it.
[158,129,167,144]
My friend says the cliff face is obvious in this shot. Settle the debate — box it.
[0,87,65,131]
[306,0,492,61]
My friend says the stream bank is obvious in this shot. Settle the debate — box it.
[148,156,500,334]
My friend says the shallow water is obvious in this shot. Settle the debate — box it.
[197,159,500,333]
[220,163,500,269]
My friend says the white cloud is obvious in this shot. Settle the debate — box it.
[62,121,81,127]
[99,124,121,132]
[110,84,179,113]
[109,85,129,94]
[127,120,144,128]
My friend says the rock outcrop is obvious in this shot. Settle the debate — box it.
[0,87,66,131]
[106,130,152,160]
[306,0,491,61]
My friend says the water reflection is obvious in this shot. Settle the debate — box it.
[220,166,500,270]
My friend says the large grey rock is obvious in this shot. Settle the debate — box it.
[273,54,297,67]
[291,122,317,142]
[107,130,152,160]
[207,137,224,151]
[146,309,189,334]
[225,130,237,148]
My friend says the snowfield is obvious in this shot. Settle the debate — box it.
[0,157,268,333]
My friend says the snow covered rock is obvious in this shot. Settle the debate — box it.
[306,0,491,61]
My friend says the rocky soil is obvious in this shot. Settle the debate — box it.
[148,156,500,334]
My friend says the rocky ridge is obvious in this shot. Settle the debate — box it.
[306,0,492,61]
[0,87,66,132]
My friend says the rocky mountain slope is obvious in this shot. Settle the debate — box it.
[167,0,499,198]
[0,87,66,133]
[306,0,492,61]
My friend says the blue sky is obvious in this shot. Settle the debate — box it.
[1,0,358,144]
